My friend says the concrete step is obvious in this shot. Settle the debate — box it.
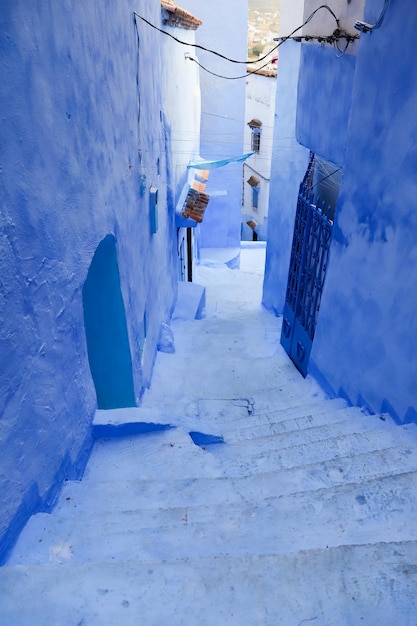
[217,418,391,459]
[144,327,303,401]
[8,471,417,564]
[2,541,416,625]
[212,396,348,427]
[81,413,406,487]
[82,427,225,484]
[172,281,206,321]
[52,442,417,514]
[216,423,417,477]
[219,414,388,457]
[239,383,334,414]
[198,395,344,426]
[221,405,383,442]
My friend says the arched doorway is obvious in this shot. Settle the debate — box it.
[82,235,136,409]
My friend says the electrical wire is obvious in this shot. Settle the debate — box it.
[190,4,352,79]
[127,137,301,151]
[188,25,355,80]
[133,4,341,72]
[125,130,309,150]
[312,167,342,191]
[354,0,390,33]
[334,37,350,57]
[277,4,340,45]
[133,10,262,65]
[373,0,390,29]
[189,56,274,81]
[132,10,349,169]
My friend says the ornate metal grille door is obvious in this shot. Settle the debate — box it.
[281,158,334,377]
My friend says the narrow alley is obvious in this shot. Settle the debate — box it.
[1,245,417,625]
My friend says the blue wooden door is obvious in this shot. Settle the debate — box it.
[281,158,334,377]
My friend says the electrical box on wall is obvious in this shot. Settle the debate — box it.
[149,187,158,234]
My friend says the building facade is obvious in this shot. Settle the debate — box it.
[160,0,203,281]
[0,0,202,562]
[242,70,277,241]
[264,0,417,424]
[177,0,249,250]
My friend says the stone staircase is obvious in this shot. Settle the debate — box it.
[1,249,417,624]
[1,397,417,624]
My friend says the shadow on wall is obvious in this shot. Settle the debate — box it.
[82,234,136,409]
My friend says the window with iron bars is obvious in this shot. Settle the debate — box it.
[248,118,262,153]
[251,128,261,153]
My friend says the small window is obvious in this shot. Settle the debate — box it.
[247,175,260,210]
[247,118,262,153]
[246,219,259,241]
[252,185,259,209]
[251,129,261,153]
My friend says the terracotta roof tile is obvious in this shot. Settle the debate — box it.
[247,118,263,128]
[247,175,260,187]
[248,68,277,78]
[181,186,210,223]
[197,170,210,182]
[161,1,202,30]
[192,180,207,193]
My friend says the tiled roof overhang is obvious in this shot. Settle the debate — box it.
[247,175,260,187]
[161,1,202,30]
[248,68,277,78]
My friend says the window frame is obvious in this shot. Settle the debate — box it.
[251,128,261,153]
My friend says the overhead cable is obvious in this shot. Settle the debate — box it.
[189,57,274,81]
[133,4,341,69]
[354,0,390,33]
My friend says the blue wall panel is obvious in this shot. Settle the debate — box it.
[296,43,356,165]
[265,1,417,425]
[0,0,177,561]
[179,0,248,248]
[263,41,310,315]
[311,0,417,423]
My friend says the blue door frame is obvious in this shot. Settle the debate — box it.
[281,156,334,377]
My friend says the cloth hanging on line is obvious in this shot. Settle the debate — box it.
[187,152,254,170]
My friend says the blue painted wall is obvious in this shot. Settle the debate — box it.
[311,0,417,423]
[179,0,248,249]
[273,0,417,424]
[160,19,201,231]
[263,41,310,315]
[296,43,356,166]
[0,1,177,561]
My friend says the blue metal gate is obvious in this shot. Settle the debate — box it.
[281,156,334,376]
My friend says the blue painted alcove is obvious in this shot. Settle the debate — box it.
[83,235,136,409]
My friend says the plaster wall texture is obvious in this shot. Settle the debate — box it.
[303,0,365,36]
[161,24,201,207]
[242,73,276,241]
[262,40,310,315]
[178,0,248,248]
[296,43,356,166]
[279,0,306,35]
[0,0,178,561]
[160,20,202,264]
[307,0,417,423]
